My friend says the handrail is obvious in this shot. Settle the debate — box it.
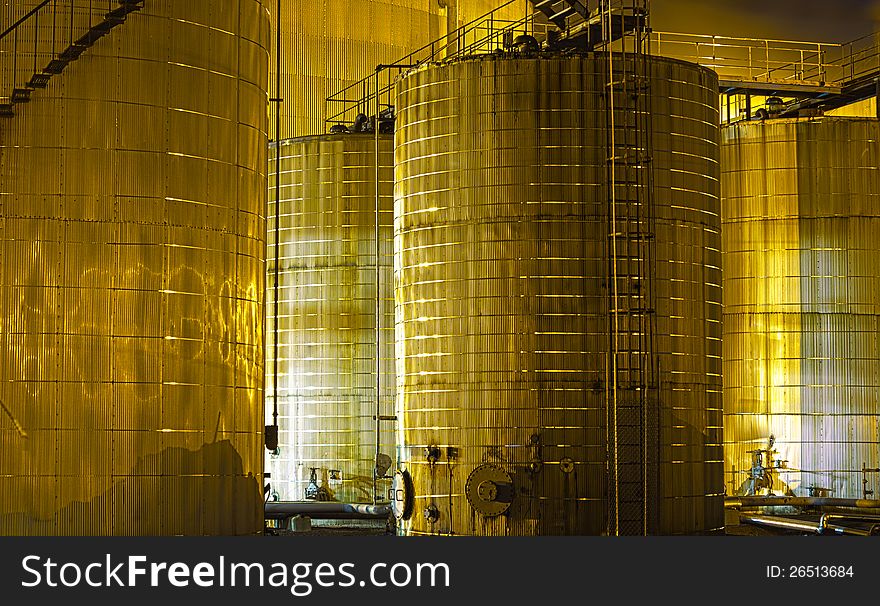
[324,0,532,129]
[322,4,879,131]
[653,30,841,84]
[327,0,520,103]
[2,1,145,113]
[0,0,52,42]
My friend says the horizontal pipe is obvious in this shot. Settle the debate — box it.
[820,513,880,536]
[268,512,386,521]
[726,496,880,509]
[823,523,880,537]
[265,502,390,520]
[739,514,820,534]
[819,506,880,516]
[741,514,880,536]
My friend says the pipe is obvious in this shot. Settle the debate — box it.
[726,496,880,509]
[265,502,391,520]
[740,514,880,536]
[823,523,880,537]
[819,513,880,536]
[739,514,819,534]
[820,506,880,516]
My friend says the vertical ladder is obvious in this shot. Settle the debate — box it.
[600,0,658,536]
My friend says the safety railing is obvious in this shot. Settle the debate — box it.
[323,4,880,131]
[831,32,880,85]
[1,1,143,114]
[652,31,839,84]
[324,0,549,130]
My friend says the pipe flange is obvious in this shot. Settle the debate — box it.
[423,504,440,524]
[465,464,514,517]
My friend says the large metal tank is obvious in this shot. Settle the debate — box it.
[723,117,880,499]
[266,134,395,503]
[394,53,723,535]
[0,0,269,535]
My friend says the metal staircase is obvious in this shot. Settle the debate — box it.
[533,0,589,29]
[534,0,647,50]
[599,0,658,536]
[1,0,144,117]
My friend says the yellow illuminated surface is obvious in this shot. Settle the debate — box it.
[267,0,532,138]
[266,134,395,503]
[723,117,880,498]
[0,1,269,535]
[395,53,724,536]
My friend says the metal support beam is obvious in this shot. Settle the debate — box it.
[719,79,841,97]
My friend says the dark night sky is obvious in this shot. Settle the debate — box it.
[651,0,876,43]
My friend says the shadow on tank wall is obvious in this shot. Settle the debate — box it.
[0,439,260,536]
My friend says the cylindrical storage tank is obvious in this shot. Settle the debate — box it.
[0,1,269,535]
[394,53,723,536]
[723,117,880,498]
[266,134,395,503]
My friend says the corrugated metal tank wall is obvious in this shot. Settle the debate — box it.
[263,1,521,499]
[268,0,443,139]
[723,117,880,498]
[0,0,269,535]
[394,53,723,535]
[266,134,395,503]
[267,1,530,138]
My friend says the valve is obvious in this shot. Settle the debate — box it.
[423,504,440,524]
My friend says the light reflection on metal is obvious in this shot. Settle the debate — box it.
[0,1,269,535]
[268,0,445,139]
[394,52,723,536]
[266,134,395,504]
[722,117,880,500]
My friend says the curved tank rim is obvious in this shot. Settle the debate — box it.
[398,50,718,83]
[270,132,392,149]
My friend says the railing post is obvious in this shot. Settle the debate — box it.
[712,36,716,75]
[747,47,752,80]
[875,78,880,119]
[52,0,57,57]
[33,10,40,75]
[13,29,18,88]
